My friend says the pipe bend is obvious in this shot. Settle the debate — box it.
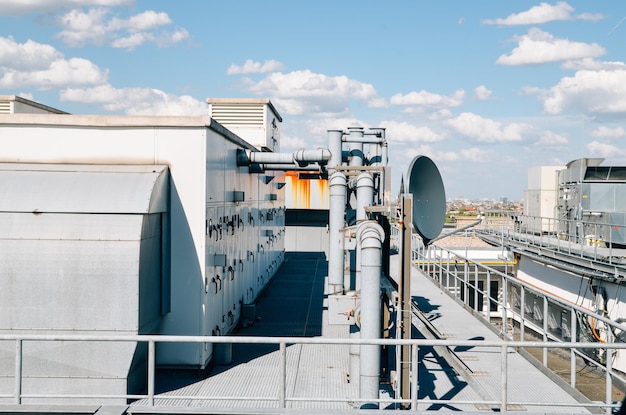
[356,221,385,250]
[356,172,374,188]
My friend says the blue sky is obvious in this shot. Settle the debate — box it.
[2,1,626,201]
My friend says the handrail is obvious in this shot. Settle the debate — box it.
[1,333,625,412]
[407,232,626,412]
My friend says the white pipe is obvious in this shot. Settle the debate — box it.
[356,172,374,223]
[327,129,343,170]
[356,221,384,409]
[347,127,364,167]
[328,172,347,293]
[243,148,331,166]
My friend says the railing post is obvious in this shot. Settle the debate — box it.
[519,285,526,341]
[570,308,577,389]
[487,270,492,325]
[501,343,508,413]
[279,342,286,408]
[148,340,155,406]
[14,338,22,405]
[410,343,419,410]
[543,296,548,366]
[606,331,613,415]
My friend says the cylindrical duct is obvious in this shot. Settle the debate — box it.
[328,171,347,293]
[347,127,364,167]
[327,129,343,170]
[356,221,384,409]
[356,172,374,223]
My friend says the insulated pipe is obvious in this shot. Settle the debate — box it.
[240,149,331,167]
[356,221,384,409]
[347,127,364,167]
[328,171,347,293]
[261,164,321,172]
[327,129,343,170]
[356,172,374,223]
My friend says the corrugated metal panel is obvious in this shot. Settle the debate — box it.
[211,104,264,126]
[0,164,168,214]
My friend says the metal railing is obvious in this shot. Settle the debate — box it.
[412,237,626,413]
[1,333,625,413]
[476,212,626,268]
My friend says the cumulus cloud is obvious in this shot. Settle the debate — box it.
[55,8,188,50]
[244,69,379,116]
[496,28,605,66]
[542,69,626,115]
[483,2,603,25]
[590,126,626,139]
[587,140,626,158]
[0,37,108,89]
[227,59,285,75]
[60,84,207,115]
[561,58,626,71]
[402,145,492,163]
[0,0,132,15]
[447,112,531,143]
[474,85,493,101]
[380,121,445,143]
[535,131,568,147]
[390,89,464,108]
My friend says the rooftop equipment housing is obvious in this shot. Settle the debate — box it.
[0,109,286,403]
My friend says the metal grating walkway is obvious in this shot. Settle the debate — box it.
[128,251,596,414]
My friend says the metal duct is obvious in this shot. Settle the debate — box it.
[328,171,347,293]
[237,148,331,169]
[356,220,384,409]
[356,172,374,223]
[327,129,343,170]
[347,127,364,167]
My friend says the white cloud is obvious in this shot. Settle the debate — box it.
[55,7,187,50]
[561,58,626,71]
[280,135,308,150]
[590,126,626,139]
[542,69,626,115]
[474,85,493,101]
[447,112,531,143]
[245,70,379,116]
[483,2,603,25]
[0,37,108,89]
[227,59,285,75]
[401,145,492,163]
[496,28,605,66]
[380,121,445,143]
[535,131,568,147]
[0,0,132,15]
[60,84,207,115]
[390,89,464,108]
[0,37,62,70]
[587,141,626,158]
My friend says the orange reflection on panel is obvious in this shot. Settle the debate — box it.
[284,171,329,210]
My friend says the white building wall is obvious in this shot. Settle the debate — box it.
[0,115,286,369]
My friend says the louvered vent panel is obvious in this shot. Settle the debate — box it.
[211,104,264,126]
[0,101,12,114]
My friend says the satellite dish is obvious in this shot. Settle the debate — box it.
[407,155,446,245]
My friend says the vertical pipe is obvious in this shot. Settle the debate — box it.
[520,285,525,341]
[148,340,155,406]
[356,172,374,223]
[347,127,364,167]
[14,339,22,405]
[357,221,385,409]
[279,342,286,408]
[327,129,344,171]
[328,172,347,293]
